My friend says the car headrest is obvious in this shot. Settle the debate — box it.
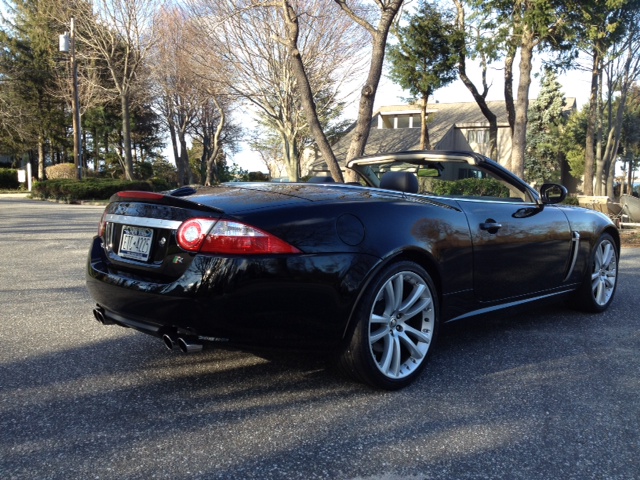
[380,171,419,193]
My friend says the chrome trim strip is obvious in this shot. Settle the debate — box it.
[105,214,182,230]
[563,231,581,282]
[447,288,576,323]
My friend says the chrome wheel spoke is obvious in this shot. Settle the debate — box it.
[398,331,425,359]
[600,243,613,268]
[402,296,431,319]
[371,313,388,324]
[589,239,617,307]
[594,279,606,304]
[399,283,426,314]
[379,335,401,376]
[370,325,391,344]
[389,275,404,311]
[403,324,431,345]
[367,269,436,380]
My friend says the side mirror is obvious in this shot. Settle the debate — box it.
[539,183,567,204]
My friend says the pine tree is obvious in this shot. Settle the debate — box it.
[525,69,567,185]
[386,3,461,150]
[0,0,67,179]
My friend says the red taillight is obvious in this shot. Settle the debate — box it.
[177,219,216,252]
[98,210,108,237]
[176,218,300,255]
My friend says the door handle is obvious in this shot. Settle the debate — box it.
[480,219,502,234]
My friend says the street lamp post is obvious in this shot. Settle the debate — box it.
[59,18,82,180]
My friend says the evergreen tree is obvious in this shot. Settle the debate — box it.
[524,69,568,185]
[386,2,460,149]
[0,0,67,179]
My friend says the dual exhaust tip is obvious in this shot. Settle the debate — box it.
[93,307,203,354]
[163,334,203,354]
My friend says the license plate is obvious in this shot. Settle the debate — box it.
[119,225,153,261]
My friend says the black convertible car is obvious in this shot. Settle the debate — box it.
[87,151,619,389]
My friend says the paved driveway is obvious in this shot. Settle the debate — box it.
[1,197,639,479]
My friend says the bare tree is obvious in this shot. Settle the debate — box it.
[601,19,640,197]
[76,0,163,180]
[333,0,404,182]
[183,0,368,182]
[150,6,199,185]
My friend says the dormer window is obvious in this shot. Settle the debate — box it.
[378,113,422,129]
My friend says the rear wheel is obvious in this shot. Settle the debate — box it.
[572,233,618,312]
[339,261,438,390]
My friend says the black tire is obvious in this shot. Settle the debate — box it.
[339,261,438,390]
[571,233,619,313]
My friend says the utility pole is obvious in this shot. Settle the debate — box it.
[59,18,83,180]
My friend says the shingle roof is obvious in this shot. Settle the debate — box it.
[328,98,576,164]
[330,100,512,163]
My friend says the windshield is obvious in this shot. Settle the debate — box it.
[351,157,533,203]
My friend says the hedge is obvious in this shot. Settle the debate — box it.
[420,177,511,198]
[31,177,172,202]
[0,168,20,189]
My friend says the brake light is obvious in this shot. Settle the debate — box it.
[116,191,165,201]
[98,210,108,237]
[177,219,217,251]
[177,218,300,255]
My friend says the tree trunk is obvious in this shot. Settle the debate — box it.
[179,135,191,185]
[121,92,134,180]
[335,0,403,183]
[504,42,517,134]
[583,47,600,196]
[205,98,226,186]
[453,0,498,160]
[420,94,430,150]
[37,134,45,180]
[502,42,517,172]
[343,28,390,182]
[281,1,344,183]
[595,68,605,195]
[509,29,535,180]
[458,69,498,158]
[168,121,183,184]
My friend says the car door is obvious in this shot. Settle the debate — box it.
[457,199,572,302]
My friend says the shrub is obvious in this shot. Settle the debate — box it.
[421,178,511,198]
[0,168,20,189]
[46,163,78,179]
[31,178,159,202]
[563,196,579,206]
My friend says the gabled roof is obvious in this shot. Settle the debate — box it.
[330,100,509,162]
[328,98,576,163]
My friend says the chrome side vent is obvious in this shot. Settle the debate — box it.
[563,231,581,282]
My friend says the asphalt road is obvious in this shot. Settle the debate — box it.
[1,196,639,480]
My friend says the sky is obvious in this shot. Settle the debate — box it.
[230,57,594,174]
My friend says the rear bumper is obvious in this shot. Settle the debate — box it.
[86,236,378,351]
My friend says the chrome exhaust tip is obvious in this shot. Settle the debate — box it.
[93,307,113,325]
[162,334,176,351]
[177,337,203,354]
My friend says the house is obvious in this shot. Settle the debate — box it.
[308,98,578,188]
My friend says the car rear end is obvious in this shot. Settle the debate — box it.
[86,186,379,353]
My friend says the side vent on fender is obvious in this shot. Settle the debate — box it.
[563,231,581,282]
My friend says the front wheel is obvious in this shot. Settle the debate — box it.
[572,233,619,313]
[339,261,438,390]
